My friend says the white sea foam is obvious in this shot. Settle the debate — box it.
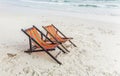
[0,0,120,16]
[20,0,120,8]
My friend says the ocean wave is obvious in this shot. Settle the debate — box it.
[76,4,119,8]
[1,0,120,16]
[19,0,120,8]
[77,4,99,7]
[26,0,120,3]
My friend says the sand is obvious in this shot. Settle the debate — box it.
[0,5,120,76]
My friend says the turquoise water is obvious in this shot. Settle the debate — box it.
[1,0,120,8]
[0,0,120,16]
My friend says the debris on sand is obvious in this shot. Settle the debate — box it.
[7,53,17,57]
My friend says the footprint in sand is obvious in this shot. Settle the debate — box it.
[112,71,120,76]
[86,27,95,30]
[101,71,120,76]
[92,40,101,48]
[85,65,95,72]
[98,28,115,35]
[23,67,40,76]
[102,72,113,76]
[88,33,94,36]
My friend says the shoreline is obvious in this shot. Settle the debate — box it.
[0,4,120,25]
[0,3,120,76]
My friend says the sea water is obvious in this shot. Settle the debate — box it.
[0,0,120,16]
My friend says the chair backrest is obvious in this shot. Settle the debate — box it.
[44,25,62,40]
[25,27,48,47]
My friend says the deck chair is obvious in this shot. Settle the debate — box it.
[21,25,66,65]
[42,24,77,52]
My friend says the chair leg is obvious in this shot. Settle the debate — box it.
[55,51,61,58]
[27,37,33,54]
[57,46,66,53]
[24,49,55,53]
[69,40,77,47]
[52,25,77,47]
[60,44,70,52]
[44,50,62,65]
[25,48,62,65]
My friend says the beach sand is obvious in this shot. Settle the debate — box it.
[0,6,120,76]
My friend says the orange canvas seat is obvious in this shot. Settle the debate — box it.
[26,27,58,49]
[21,26,66,65]
[42,24,77,50]
[44,25,72,43]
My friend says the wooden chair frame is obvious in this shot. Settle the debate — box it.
[21,25,66,65]
[42,24,77,52]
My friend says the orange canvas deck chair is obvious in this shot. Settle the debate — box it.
[42,24,77,52]
[21,25,66,65]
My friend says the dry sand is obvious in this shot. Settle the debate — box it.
[0,8,120,76]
